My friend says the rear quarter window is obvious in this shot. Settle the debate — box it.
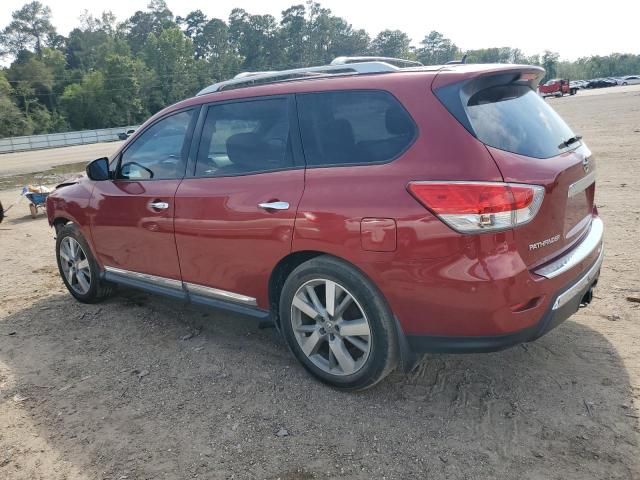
[297,90,416,167]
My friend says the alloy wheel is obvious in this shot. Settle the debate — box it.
[59,237,92,295]
[290,279,372,376]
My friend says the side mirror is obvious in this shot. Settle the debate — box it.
[86,157,110,181]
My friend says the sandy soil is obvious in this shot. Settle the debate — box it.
[0,89,639,480]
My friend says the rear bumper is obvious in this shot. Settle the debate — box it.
[406,247,603,353]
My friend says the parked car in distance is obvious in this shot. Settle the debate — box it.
[585,78,617,89]
[117,129,136,140]
[570,80,588,90]
[617,75,640,86]
[538,78,578,97]
[47,57,604,390]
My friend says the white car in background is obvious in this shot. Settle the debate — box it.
[617,75,640,86]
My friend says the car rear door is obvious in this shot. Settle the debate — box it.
[174,96,305,310]
[90,108,198,286]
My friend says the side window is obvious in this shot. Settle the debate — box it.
[297,90,416,167]
[118,109,194,180]
[195,98,293,177]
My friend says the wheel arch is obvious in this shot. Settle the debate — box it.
[52,216,73,234]
[268,250,420,373]
[268,250,325,327]
[53,216,103,270]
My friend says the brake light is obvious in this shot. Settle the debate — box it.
[407,182,545,233]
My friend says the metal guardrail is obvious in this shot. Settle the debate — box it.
[0,126,139,154]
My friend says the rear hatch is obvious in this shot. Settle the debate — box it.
[433,65,595,268]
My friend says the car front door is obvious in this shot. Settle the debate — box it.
[174,96,305,311]
[90,108,198,285]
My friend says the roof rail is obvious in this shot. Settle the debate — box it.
[233,71,274,79]
[196,61,401,96]
[331,56,423,68]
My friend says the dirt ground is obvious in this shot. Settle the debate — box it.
[0,87,639,480]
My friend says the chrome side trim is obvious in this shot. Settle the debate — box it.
[184,282,257,306]
[104,266,183,290]
[534,217,603,279]
[552,248,604,310]
[568,171,596,198]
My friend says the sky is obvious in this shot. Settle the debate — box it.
[1,0,639,61]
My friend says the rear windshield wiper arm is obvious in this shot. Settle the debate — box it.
[558,135,582,149]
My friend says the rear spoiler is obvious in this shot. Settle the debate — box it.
[432,65,545,135]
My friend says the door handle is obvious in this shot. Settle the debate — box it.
[258,201,290,211]
[149,201,169,210]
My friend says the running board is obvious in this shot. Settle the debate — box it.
[103,266,270,320]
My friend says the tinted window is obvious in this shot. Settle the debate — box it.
[196,98,292,177]
[297,90,416,166]
[118,110,194,180]
[465,85,577,159]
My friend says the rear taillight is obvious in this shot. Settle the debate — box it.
[407,182,545,233]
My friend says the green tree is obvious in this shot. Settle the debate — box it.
[417,31,459,65]
[0,72,30,137]
[280,5,308,67]
[6,53,54,117]
[370,30,412,59]
[179,10,209,59]
[143,27,199,110]
[303,2,369,65]
[123,0,176,54]
[541,50,560,82]
[3,0,640,139]
[102,54,147,125]
[60,71,108,129]
[66,11,128,72]
[464,47,529,64]
[0,1,56,57]
[202,19,238,82]
[229,9,284,71]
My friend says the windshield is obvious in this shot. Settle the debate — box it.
[465,84,578,159]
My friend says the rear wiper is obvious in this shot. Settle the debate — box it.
[558,135,582,149]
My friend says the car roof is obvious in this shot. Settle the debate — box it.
[148,62,544,123]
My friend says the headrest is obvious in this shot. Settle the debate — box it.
[226,133,263,167]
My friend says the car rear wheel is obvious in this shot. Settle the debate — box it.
[56,223,114,303]
[279,256,398,391]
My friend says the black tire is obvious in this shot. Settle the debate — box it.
[279,255,398,391]
[55,223,114,303]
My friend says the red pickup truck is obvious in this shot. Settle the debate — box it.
[538,79,578,97]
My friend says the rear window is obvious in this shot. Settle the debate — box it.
[465,84,577,159]
[297,90,416,166]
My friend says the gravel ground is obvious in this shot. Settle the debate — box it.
[0,87,639,480]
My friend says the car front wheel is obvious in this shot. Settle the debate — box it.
[279,256,398,391]
[56,223,113,303]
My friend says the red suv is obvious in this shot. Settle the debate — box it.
[47,58,604,390]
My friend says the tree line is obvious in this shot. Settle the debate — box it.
[1,0,639,138]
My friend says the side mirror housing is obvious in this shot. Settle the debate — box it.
[86,157,110,181]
